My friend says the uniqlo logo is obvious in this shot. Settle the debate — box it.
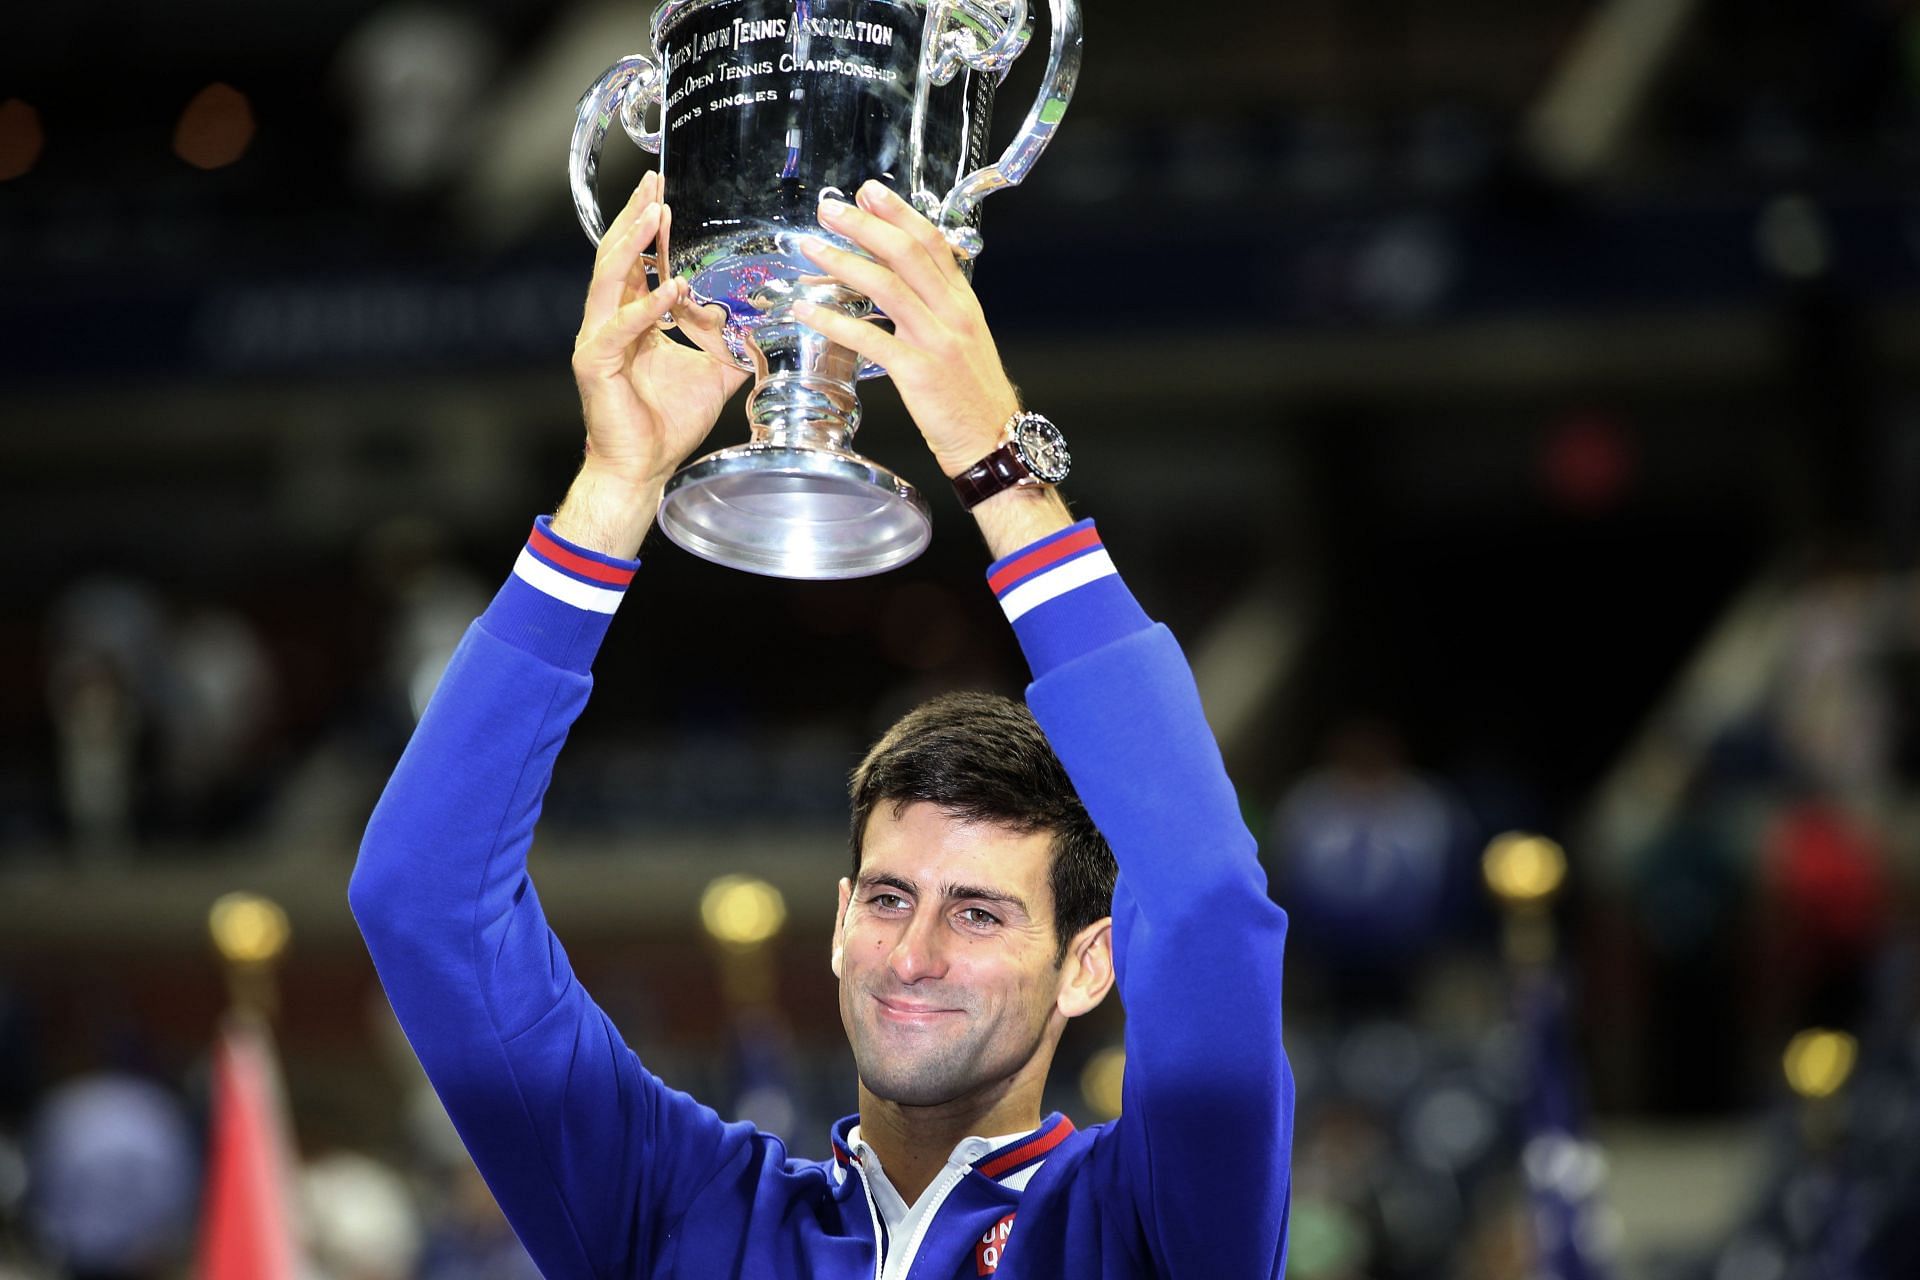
[975,1213,1016,1274]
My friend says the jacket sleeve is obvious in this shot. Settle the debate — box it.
[988,520,1295,1278]
[349,518,749,1279]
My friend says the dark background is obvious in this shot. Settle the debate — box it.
[4,2,1920,1277]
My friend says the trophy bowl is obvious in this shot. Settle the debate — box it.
[569,0,1082,578]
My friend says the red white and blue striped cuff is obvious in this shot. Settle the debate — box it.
[479,516,639,674]
[985,519,1152,677]
[988,523,1116,622]
[512,520,637,614]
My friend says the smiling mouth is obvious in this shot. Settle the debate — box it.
[873,996,961,1022]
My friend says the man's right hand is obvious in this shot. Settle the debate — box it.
[557,171,749,558]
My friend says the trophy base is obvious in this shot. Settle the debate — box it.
[657,444,932,580]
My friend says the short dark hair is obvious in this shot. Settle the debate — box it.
[849,692,1115,964]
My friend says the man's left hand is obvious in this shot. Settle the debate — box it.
[794,181,1020,479]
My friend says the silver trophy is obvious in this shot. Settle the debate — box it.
[568,0,1082,578]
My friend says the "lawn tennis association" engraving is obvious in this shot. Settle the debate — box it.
[664,10,903,131]
[666,14,895,76]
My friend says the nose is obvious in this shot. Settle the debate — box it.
[886,906,949,984]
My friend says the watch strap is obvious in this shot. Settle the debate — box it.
[952,441,1033,511]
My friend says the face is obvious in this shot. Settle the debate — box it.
[833,801,1086,1109]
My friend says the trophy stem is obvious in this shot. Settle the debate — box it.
[738,284,868,450]
[655,296,931,579]
[745,366,861,456]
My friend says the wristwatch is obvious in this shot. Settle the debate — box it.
[951,412,1071,510]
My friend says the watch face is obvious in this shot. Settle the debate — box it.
[1013,416,1071,484]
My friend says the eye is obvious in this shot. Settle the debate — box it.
[958,907,1002,928]
[867,892,909,911]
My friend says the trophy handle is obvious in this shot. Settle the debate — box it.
[926,0,1034,84]
[569,53,664,245]
[929,0,1082,260]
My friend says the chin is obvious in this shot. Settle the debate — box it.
[864,1073,979,1109]
[855,1049,978,1109]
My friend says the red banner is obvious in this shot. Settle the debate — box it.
[196,1018,300,1280]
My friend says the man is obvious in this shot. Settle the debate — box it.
[350,172,1294,1278]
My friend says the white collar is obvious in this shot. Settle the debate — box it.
[844,1124,1039,1280]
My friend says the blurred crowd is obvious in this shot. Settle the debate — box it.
[19,519,485,859]
[0,1056,544,1280]
[7,511,903,864]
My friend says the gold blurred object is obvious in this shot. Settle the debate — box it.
[702,875,788,1008]
[1482,832,1568,906]
[209,892,291,965]
[1783,1028,1857,1100]
[1484,832,1567,969]
[173,83,255,170]
[209,892,290,1021]
[1080,1045,1125,1120]
[0,99,45,181]
[701,875,788,949]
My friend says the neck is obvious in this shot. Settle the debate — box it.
[854,1071,1047,1205]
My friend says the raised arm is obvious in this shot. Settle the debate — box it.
[1004,534,1294,1277]
[350,172,756,1277]
[799,184,1294,1277]
[554,170,749,557]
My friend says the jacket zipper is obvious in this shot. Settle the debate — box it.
[855,1165,885,1280]
[883,1163,973,1280]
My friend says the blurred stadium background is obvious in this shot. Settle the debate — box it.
[4,0,1920,1276]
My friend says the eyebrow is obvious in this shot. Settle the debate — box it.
[856,872,1031,917]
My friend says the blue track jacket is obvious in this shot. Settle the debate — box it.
[351,516,1294,1278]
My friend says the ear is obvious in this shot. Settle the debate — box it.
[831,877,852,979]
[1054,917,1115,1019]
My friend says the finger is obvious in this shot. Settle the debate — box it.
[577,278,688,371]
[583,201,664,332]
[591,196,661,286]
[622,202,676,301]
[583,210,661,335]
[795,238,940,340]
[791,300,912,373]
[816,195,956,314]
[854,179,968,290]
[594,170,658,268]
[595,171,660,266]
